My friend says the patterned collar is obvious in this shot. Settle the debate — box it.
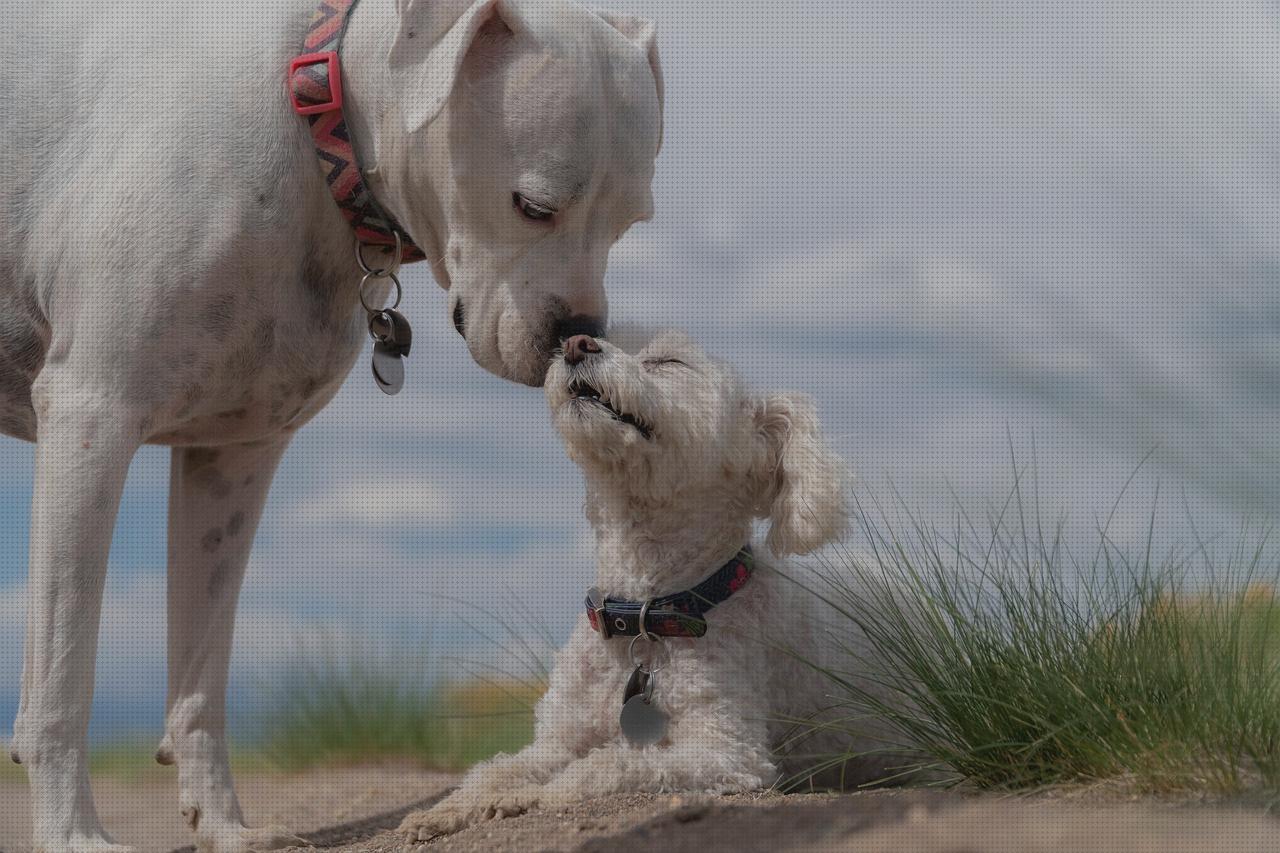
[287,0,426,263]
[585,546,754,640]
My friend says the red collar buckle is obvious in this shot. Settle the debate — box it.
[288,51,344,115]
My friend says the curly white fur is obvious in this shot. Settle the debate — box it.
[402,330,904,842]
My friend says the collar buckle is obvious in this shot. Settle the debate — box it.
[583,546,754,641]
[288,51,344,115]
[585,586,612,640]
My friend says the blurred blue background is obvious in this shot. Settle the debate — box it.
[2,0,1278,742]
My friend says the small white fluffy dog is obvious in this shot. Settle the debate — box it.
[401,329,899,841]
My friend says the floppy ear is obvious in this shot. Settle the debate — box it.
[592,10,665,153]
[389,0,512,132]
[752,393,849,556]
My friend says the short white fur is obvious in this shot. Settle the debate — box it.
[0,0,662,849]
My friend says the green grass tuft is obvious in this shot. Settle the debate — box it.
[793,472,1280,796]
[254,616,550,772]
[3,607,552,781]
[255,663,542,773]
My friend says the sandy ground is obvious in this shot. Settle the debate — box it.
[296,788,1280,853]
[0,765,453,853]
[4,769,1280,853]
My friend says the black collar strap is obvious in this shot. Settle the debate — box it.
[585,546,754,639]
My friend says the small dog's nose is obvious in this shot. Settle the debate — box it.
[563,334,601,365]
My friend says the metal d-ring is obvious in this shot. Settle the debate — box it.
[628,633,667,674]
[358,270,402,314]
[637,598,657,642]
[355,232,403,278]
[628,601,666,675]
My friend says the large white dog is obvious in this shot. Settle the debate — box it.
[0,0,662,849]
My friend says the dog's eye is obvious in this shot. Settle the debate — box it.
[513,192,555,222]
[643,358,687,371]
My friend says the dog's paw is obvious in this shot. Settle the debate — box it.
[194,822,308,852]
[47,837,137,853]
[398,792,539,842]
[238,825,310,852]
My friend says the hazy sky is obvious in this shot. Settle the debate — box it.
[2,0,1278,740]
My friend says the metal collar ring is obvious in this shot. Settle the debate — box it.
[359,270,402,314]
[355,233,402,278]
[628,632,667,675]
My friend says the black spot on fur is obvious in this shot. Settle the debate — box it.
[207,560,232,598]
[253,316,277,355]
[174,384,203,420]
[200,527,224,553]
[226,511,246,537]
[186,453,233,499]
[206,471,233,499]
[203,294,238,343]
[218,314,277,386]
[301,253,347,331]
[187,448,221,469]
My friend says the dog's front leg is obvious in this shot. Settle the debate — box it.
[399,629,609,842]
[538,721,779,804]
[399,739,578,841]
[534,684,781,807]
[12,393,142,852]
[157,439,303,853]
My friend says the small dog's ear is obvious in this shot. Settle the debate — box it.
[752,393,849,556]
[390,0,515,132]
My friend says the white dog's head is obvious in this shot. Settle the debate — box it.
[370,0,663,386]
[545,330,849,556]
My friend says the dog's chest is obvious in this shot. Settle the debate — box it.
[143,289,371,446]
[561,584,779,742]
[0,244,381,447]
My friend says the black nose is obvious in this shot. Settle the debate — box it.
[452,300,466,337]
[554,315,605,342]
[563,335,601,365]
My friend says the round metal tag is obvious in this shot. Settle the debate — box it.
[620,695,668,747]
[371,347,404,395]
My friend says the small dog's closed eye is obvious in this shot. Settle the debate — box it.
[401,329,919,842]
